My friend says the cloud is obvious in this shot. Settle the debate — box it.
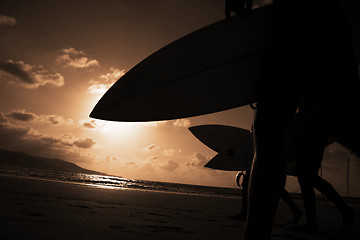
[82,121,96,129]
[83,122,96,129]
[140,163,155,172]
[172,119,191,128]
[139,119,190,128]
[0,14,16,26]
[40,115,74,126]
[0,122,31,143]
[73,138,96,149]
[6,109,36,121]
[105,156,119,162]
[41,136,61,144]
[56,48,100,69]
[0,60,64,88]
[88,67,125,95]
[163,148,175,157]
[5,109,74,126]
[145,144,159,151]
[147,156,158,160]
[0,112,9,123]
[0,121,97,163]
[141,121,168,127]
[160,160,179,172]
[1,111,94,150]
[186,152,210,167]
[38,133,97,150]
[126,161,138,168]
[129,119,190,129]
[79,119,107,130]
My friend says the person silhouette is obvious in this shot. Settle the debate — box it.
[239,0,360,238]
[229,109,355,232]
[287,102,356,233]
[230,170,302,224]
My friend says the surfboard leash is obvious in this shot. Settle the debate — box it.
[347,151,351,201]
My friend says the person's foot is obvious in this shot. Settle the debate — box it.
[341,207,356,230]
[289,210,302,224]
[288,223,318,234]
[228,212,246,221]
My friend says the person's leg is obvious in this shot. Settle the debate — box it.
[313,176,356,230]
[239,172,250,218]
[244,95,299,239]
[280,188,302,224]
[229,172,249,221]
[242,19,301,235]
[242,1,342,238]
[297,173,318,233]
[294,116,328,233]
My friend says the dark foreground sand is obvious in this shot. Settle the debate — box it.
[1,174,359,240]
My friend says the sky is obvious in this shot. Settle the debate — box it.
[1,0,360,197]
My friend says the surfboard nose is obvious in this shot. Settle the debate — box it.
[89,100,105,120]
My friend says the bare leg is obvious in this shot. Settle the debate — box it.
[297,174,318,233]
[294,121,328,233]
[240,172,250,219]
[243,96,299,240]
[229,172,249,221]
[280,188,302,224]
[314,176,356,230]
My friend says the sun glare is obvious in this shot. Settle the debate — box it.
[90,120,146,150]
[98,120,142,135]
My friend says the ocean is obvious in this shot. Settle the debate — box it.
[0,167,242,198]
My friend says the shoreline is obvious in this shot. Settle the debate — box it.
[0,172,243,199]
[1,173,359,240]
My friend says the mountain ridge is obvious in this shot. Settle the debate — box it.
[0,148,105,175]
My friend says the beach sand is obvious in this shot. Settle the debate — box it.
[1,174,359,240]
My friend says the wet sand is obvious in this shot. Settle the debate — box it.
[1,174,359,240]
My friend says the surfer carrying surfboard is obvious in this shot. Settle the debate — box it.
[226,108,355,232]
[241,1,360,239]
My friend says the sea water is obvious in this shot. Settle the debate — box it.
[0,167,242,198]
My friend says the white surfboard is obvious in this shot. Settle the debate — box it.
[189,125,254,171]
[206,139,254,171]
[190,124,297,175]
[90,2,360,122]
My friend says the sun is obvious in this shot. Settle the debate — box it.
[98,120,142,135]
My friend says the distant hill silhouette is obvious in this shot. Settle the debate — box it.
[0,148,105,175]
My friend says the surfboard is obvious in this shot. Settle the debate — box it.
[90,5,273,122]
[190,124,297,175]
[206,139,254,171]
[189,125,254,171]
[90,2,360,122]
[188,124,252,153]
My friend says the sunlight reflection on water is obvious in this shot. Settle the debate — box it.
[0,168,242,197]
